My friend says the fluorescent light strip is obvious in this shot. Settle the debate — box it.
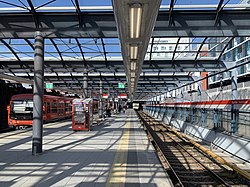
[135,7,142,38]
[130,7,134,38]
[131,72,135,77]
[130,6,142,38]
[131,61,136,71]
[130,46,138,59]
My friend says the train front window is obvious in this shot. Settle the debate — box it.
[74,104,85,123]
[10,100,33,120]
[74,105,84,112]
[11,100,33,113]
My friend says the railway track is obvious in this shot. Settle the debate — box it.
[137,111,250,187]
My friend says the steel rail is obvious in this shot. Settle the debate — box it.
[137,111,183,187]
[163,130,231,186]
[138,110,250,184]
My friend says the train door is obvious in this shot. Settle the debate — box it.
[58,99,64,117]
[46,98,52,121]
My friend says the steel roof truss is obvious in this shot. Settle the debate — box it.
[71,0,82,27]
[0,39,22,68]
[149,37,155,65]
[100,38,108,68]
[217,37,234,61]
[171,37,181,64]
[75,38,87,67]
[215,0,225,26]
[0,0,27,10]
[26,0,40,29]
[35,0,56,10]
[49,38,65,67]
[194,37,208,64]
[168,0,175,27]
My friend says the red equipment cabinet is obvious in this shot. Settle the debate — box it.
[72,98,93,131]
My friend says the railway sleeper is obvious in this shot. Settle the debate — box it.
[169,163,202,167]
[170,163,204,168]
[181,180,219,185]
[178,175,214,180]
[166,158,203,163]
[176,170,215,175]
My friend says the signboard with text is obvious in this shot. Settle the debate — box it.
[118,82,125,88]
[46,83,53,89]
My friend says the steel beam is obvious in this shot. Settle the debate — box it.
[214,0,225,26]
[1,59,227,73]
[1,10,250,38]
[50,38,65,67]
[27,0,40,28]
[172,37,181,62]
[168,0,175,26]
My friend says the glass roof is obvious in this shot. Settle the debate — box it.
[145,37,232,61]
[0,0,243,12]
[0,36,233,62]
[0,38,122,61]
[0,0,247,100]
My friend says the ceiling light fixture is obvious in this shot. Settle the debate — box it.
[130,45,138,59]
[131,61,136,71]
[131,71,135,78]
[130,4,142,38]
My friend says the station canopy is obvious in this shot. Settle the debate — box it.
[0,0,249,100]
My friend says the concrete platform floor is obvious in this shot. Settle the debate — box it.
[0,109,173,187]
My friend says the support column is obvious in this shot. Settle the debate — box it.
[201,109,206,127]
[185,108,189,122]
[192,108,196,124]
[99,80,103,118]
[214,109,218,130]
[231,68,238,134]
[83,67,88,98]
[180,87,184,102]
[32,31,44,155]
[189,84,192,101]
[180,108,183,121]
[107,87,110,108]
[158,95,162,118]
[198,81,202,102]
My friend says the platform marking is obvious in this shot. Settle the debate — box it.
[106,120,131,187]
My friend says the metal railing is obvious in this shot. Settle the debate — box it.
[145,106,250,139]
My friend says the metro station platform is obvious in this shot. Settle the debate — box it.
[0,109,173,187]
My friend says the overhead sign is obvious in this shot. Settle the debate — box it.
[46,83,53,89]
[102,93,108,99]
[118,93,127,99]
[118,82,125,88]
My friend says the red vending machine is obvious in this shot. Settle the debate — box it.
[72,98,93,131]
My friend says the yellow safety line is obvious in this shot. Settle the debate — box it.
[106,121,131,187]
